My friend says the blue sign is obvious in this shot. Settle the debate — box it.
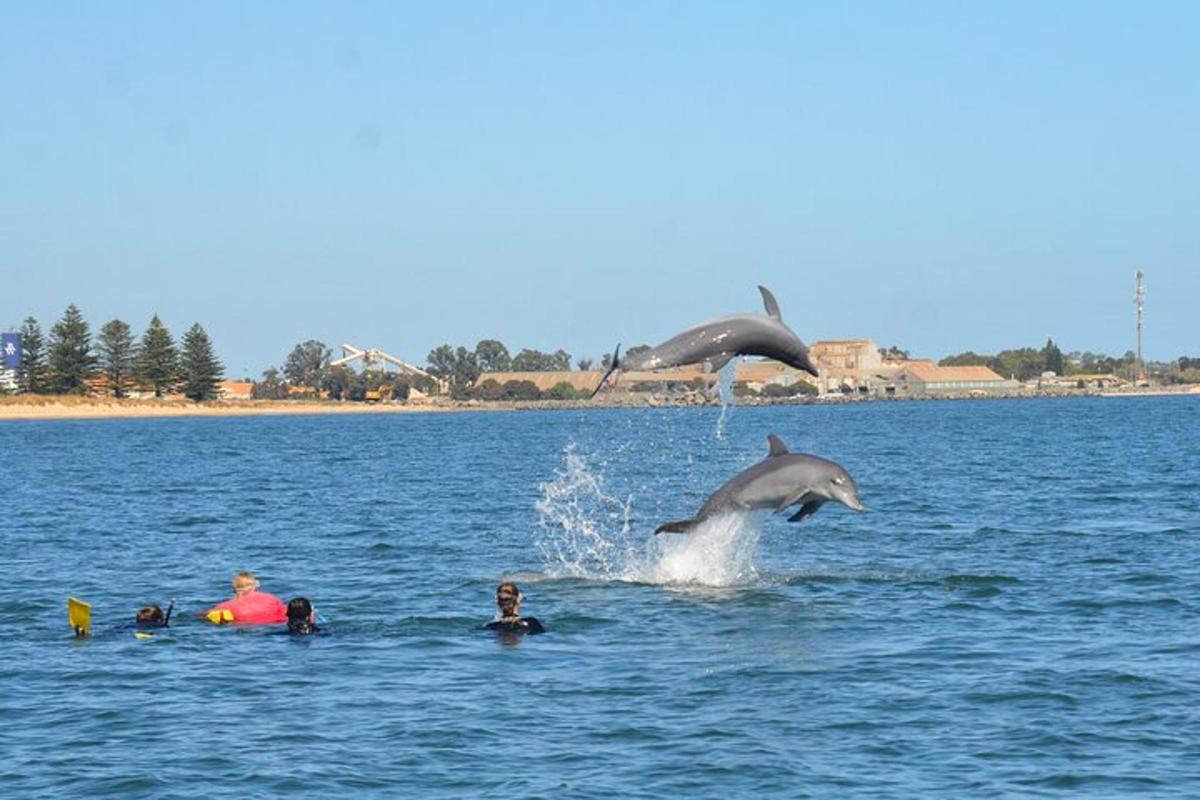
[2,332,20,370]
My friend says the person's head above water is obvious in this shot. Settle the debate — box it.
[232,571,260,597]
[136,605,166,627]
[496,582,523,619]
[287,596,317,635]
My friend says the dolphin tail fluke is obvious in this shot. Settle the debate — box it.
[589,343,621,399]
[654,517,702,535]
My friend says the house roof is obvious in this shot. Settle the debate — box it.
[899,361,1006,382]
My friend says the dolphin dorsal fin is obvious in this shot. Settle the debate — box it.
[767,434,789,457]
[758,285,782,321]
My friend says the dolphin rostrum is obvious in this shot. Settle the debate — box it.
[655,434,865,534]
[590,285,819,398]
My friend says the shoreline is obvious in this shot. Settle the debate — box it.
[2,386,1198,422]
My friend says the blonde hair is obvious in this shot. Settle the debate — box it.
[232,571,260,595]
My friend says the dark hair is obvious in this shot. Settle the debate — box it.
[136,605,165,626]
[496,582,521,613]
[287,597,317,634]
[287,597,313,621]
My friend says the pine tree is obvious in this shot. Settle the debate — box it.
[17,317,48,394]
[98,319,136,398]
[135,315,178,397]
[1042,337,1065,377]
[179,323,224,402]
[47,304,96,394]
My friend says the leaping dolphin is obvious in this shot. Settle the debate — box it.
[590,285,819,398]
[655,434,865,534]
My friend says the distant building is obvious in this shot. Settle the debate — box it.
[895,361,1013,396]
[809,339,895,395]
[218,380,254,400]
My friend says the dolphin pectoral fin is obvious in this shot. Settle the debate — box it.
[774,488,809,513]
[788,501,825,523]
[655,517,701,534]
[766,434,789,457]
[589,343,621,399]
[704,352,734,374]
[758,285,782,321]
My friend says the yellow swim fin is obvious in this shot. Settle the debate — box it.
[205,608,235,625]
[68,597,92,638]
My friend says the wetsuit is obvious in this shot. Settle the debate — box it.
[204,590,288,624]
[486,617,545,635]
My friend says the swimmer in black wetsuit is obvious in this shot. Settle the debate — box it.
[286,597,319,635]
[485,582,544,635]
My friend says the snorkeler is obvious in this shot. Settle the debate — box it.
[137,603,172,629]
[286,597,319,635]
[202,571,288,625]
[485,582,545,635]
[66,598,173,639]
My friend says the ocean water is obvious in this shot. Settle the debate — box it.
[1,397,1198,798]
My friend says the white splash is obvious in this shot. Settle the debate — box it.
[534,445,761,588]
[645,514,761,586]
[713,357,741,441]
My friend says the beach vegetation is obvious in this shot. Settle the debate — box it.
[251,368,291,400]
[97,319,136,398]
[179,323,224,401]
[47,304,96,394]
[135,315,179,397]
[501,379,541,401]
[473,378,504,401]
[545,381,580,400]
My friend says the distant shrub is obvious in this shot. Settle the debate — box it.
[732,382,759,398]
[545,381,579,401]
[473,378,503,401]
[761,381,817,398]
[501,380,541,401]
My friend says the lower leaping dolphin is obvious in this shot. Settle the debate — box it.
[591,285,819,398]
[655,434,865,534]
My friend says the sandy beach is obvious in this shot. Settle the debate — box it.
[0,397,477,421]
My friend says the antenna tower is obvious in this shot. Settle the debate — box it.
[1134,270,1146,382]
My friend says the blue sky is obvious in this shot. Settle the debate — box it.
[2,2,1196,376]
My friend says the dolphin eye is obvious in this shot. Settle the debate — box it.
[832,476,845,486]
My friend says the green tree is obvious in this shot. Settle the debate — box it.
[179,323,224,401]
[501,379,541,401]
[426,344,479,398]
[17,317,48,393]
[97,319,136,397]
[993,348,1044,381]
[939,351,993,367]
[546,381,579,400]
[474,339,512,372]
[321,364,356,400]
[252,367,291,400]
[576,357,594,371]
[511,348,572,371]
[1041,338,1065,376]
[135,315,178,397]
[47,304,96,394]
[882,345,910,361]
[283,340,331,391]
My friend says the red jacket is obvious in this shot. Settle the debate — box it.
[205,590,288,624]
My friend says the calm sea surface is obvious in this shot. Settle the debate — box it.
[2,397,1198,798]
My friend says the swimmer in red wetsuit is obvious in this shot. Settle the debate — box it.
[203,571,288,625]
